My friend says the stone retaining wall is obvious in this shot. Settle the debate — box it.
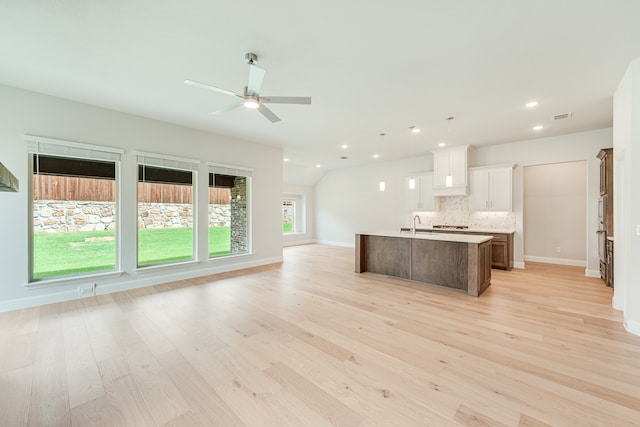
[33,201,230,232]
[33,201,115,232]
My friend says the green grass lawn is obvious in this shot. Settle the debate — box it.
[137,227,195,267]
[283,223,293,233]
[208,226,231,257]
[32,226,233,279]
[32,230,117,279]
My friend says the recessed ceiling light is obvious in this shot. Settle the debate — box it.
[438,142,446,147]
[315,164,321,168]
[283,158,289,162]
[341,144,348,149]
[533,125,543,131]
[525,101,539,108]
[373,154,380,158]
[410,126,420,133]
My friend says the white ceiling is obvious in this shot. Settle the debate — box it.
[2,1,639,185]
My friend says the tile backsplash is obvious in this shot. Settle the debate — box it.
[410,196,516,230]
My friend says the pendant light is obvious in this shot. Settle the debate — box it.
[378,133,386,192]
[445,117,455,187]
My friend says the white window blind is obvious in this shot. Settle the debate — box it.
[208,162,253,177]
[25,134,123,162]
[137,151,199,171]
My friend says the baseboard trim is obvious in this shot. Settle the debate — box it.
[513,261,525,269]
[283,239,316,247]
[624,317,640,337]
[524,255,586,267]
[585,269,601,278]
[97,256,284,297]
[0,256,284,313]
[0,288,79,313]
[316,240,356,248]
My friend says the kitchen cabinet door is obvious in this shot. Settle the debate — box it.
[419,173,435,211]
[432,145,470,196]
[450,147,468,187]
[469,169,490,211]
[469,166,513,212]
[489,167,512,211]
[407,173,435,211]
[407,177,420,210]
[432,151,450,188]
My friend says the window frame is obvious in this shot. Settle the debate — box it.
[282,199,296,234]
[26,135,123,284]
[207,163,253,259]
[136,152,199,269]
[282,193,306,235]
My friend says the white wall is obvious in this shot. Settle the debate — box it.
[0,84,283,311]
[282,184,316,246]
[523,162,587,266]
[316,156,433,246]
[316,128,610,276]
[613,58,640,336]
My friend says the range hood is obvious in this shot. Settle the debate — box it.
[432,145,471,196]
[0,162,19,192]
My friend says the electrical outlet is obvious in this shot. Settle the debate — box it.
[78,284,95,298]
[555,246,561,253]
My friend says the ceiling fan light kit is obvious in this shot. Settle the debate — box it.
[244,98,260,109]
[185,52,311,123]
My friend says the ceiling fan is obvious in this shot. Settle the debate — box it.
[184,53,311,123]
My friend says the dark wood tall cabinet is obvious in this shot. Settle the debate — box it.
[597,148,613,287]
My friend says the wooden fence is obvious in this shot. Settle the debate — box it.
[33,175,230,204]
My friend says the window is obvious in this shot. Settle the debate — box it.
[27,136,122,281]
[282,200,295,233]
[208,164,252,257]
[283,193,305,234]
[137,153,198,267]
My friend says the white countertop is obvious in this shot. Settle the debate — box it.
[411,227,515,234]
[357,230,493,244]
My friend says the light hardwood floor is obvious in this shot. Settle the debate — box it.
[1,244,640,426]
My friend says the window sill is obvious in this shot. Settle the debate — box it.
[283,232,307,236]
[26,270,124,289]
[208,252,252,262]
[135,259,200,274]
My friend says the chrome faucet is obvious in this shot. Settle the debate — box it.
[412,215,421,235]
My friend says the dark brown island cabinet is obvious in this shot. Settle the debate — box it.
[465,232,513,270]
[400,228,514,270]
[355,232,493,297]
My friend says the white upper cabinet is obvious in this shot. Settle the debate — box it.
[469,165,515,211]
[407,173,435,212]
[432,145,471,196]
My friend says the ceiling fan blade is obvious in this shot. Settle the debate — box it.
[257,104,281,123]
[212,100,245,115]
[184,79,241,98]
[260,96,312,105]
[247,65,266,95]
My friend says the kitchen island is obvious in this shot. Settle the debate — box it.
[355,231,493,296]
[399,227,515,270]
